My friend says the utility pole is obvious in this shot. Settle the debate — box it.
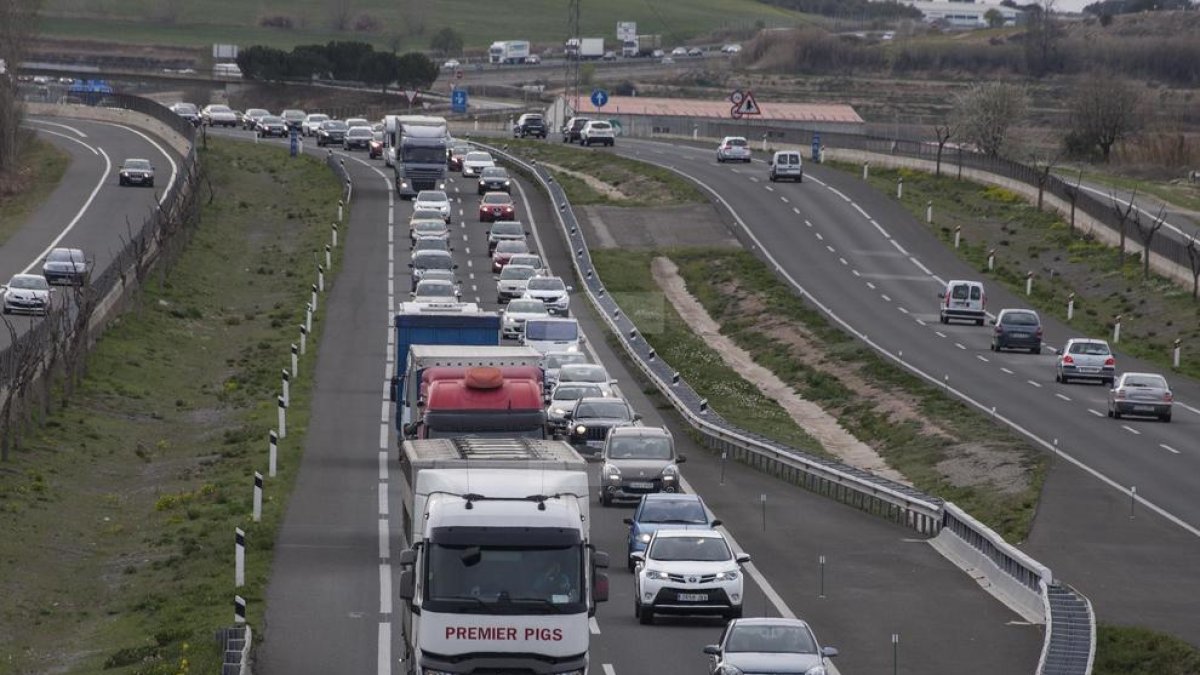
[566,0,582,115]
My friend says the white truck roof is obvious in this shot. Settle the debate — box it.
[402,437,585,471]
[397,301,481,314]
[408,344,542,365]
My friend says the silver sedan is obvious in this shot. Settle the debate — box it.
[1108,372,1173,422]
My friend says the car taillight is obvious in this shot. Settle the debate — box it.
[1062,355,1074,364]
[1035,327,1043,338]
[1104,357,1115,366]
[1164,392,1173,402]
[944,292,950,306]
[994,326,1002,334]
[1114,389,1126,400]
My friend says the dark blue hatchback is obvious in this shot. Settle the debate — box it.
[623,493,719,571]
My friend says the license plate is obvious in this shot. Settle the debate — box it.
[628,481,654,490]
[1010,332,1029,337]
[1133,405,1155,412]
[586,440,604,448]
[1080,367,1099,373]
[677,593,708,601]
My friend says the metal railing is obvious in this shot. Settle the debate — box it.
[475,140,1096,675]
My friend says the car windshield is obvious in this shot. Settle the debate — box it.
[417,191,448,203]
[283,110,304,118]
[47,249,84,263]
[322,121,348,131]
[466,152,493,163]
[495,240,528,254]
[124,160,152,170]
[414,221,446,233]
[10,276,49,290]
[1069,342,1110,356]
[414,239,448,252]
[262,116,283,124]
[507,300,546,314]
[726,625,817,654]
[481,167,508,178]
[209,105,231,113]
[559,365,605,382]
[640,500,707,524]
[415,282,455,297]
[527,278,565,292]
[523,116,543,124]
[546,353,588,370]
[413,209,443,221]
[174,103,197,113]
[348,128,372,137]
[452,144,471,155]
[247,109,268,116]
[493,223,523,235]
[607,436,672,460]
[553,385,600,402]
[501,266,537,281]
[590,122,611,130]
[526,320,577,341]
[1002,312,1039,326]
[574,401,629,419]
[1123,374,1167,388]
[648,536,730,562]
[483,194,512,205]
[414,254,453,270]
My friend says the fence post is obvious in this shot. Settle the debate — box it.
[306,303,313,334]
[1173,339,1181,369]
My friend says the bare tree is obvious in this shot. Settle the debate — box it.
[1030,151,1062,211]
[1063,168,1083,235]
[1131,206,1167,281]
[0,0,43,178]
[953,81,1028,158]
[1068,74,1142,163]
[1024,0,1062,78]
[1186,236,1200,300]
[933,122,955,177]
[1110,190,1138,268]
[328,0,353,31]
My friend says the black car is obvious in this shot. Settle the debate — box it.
[477,167,512,194]
[42,248,91,286]
[317,120,349,146]
[343,126,373,150]
[561,116,591,144]
[256,115,288,138]
[169,102,201,127]
[118,158,155,187]
[513,113,547,139]
[566,397,639,456]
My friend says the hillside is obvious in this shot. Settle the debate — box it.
[35,0,809,52]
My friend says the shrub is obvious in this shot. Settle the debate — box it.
[258,14,295,30]
[353,13,381,33]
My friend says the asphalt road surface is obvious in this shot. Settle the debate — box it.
[235,129,1039,675]
[1,116,181,346]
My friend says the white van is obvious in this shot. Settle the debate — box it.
[769,150,803,182]
[523,317,583,355]
[938,280,986,325]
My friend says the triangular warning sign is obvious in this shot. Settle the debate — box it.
[735,92,761,116]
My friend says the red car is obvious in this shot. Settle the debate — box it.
[479,192,517,222]
[369,130,385,159]
[447,143,471,171]
[491,239,530,273]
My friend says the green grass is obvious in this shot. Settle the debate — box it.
[0,138,344,674]
[38,0,808,51]
[1095,624,1200,675]
[502,139,704,207]
[590,250,825,456]
[832,161,1200,382]
[0,136,70,245]
[1055,167,1200,214]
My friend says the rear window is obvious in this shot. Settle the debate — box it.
[727,138,747,147]
[492,222,523,235]
[1123,374,1166,388]
[1069,341,1110,356]
[1001,311,1039,326]
[590,122,611,130]
[950,283,981,301]
[483,193,512,205]
[526,320,579,341]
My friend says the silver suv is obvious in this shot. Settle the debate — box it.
[600,427,685,507]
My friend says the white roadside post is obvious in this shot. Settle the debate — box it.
[896,176,903,199]
[1113,314,1122,344]
[862,161,869,180]
[1025,271,1033,296]
[235,528,246,587]
[987,249,995,272]
[926,200,933,224]
[306,303,313,334]
[281,368,290,407]
[325,244,332,269]
[291,343,300,377]
[1067,292,1075,321]
[234,596,247,624]
[953,225,961,249]
[311,284,319,314]
[299,325,308,355]
[268,430,278,477]
[318,265,325,292]
[278,395,288,438]
[1173,339,1181,369]
[332,222,339,248]
[337,199,344,223]
[252,472,263,522]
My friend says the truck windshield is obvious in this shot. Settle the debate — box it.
[402,145,447,164]
[425,544,585,614]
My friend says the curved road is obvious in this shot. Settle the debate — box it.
[219,129,1040,675]
[607,137,1200,643]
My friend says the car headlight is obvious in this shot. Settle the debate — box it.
[574,425,586,435]
[644,569,669,581]
[638,533,651,543]
[804,667,827,675]
[661,464,679,478]
[714,569,739,581]
[551,407,567,416]
[504,180,511,186]
[604,464,620,479]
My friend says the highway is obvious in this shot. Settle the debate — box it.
[230,129,1041,675]
[602,137,1200,641]
[3,116,181,343]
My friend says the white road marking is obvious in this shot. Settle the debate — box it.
[378,623,391,675]
[27,118,88,137]
[814,232,823,241]
[955,343,966,350]
[380,400,389,423]
[379,564,392,614]
[1001,367,1014,374]
[379,518,390,559]
[935,331,947,338]
[866,282,876,290]
[1056,393,1071,402]
[852,203,870,218]
[602,665,616,675]
[780,196,789,203]
[793,207,801,215]
[378,450,389,479]
[889,239,909,256]
[804,219,812,227]
[1088,409,1104,417]
[916,318,927,326]
[1027,380,1042,388]
[764,185,774,192]
[749,176,759,183]
[851,269,861,277]
[828,187,851,202]
[21,147,111,275]
[870,219,890,238]
[910,257,933,276]
[589,617,601,634]
[825,245,835,254]
[1121,425,1140,435]
[898,306,910,315]
[379,484,389,516]
[1161,444,1180,454]
[976,354,989,362]
[25,127,98,154]
[839,257,848,266]
[881,294,892,302]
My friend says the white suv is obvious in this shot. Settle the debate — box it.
[580,120,615,147]
[632,529,749,625]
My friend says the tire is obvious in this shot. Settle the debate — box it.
[1106,407,1114,418]
[601,491,613,507]
[1054,371,1062,383]
[939,314,948,325]
[1113,408,1122,419]
[768,175,776,182]
[608,140,614,147]
[1161,413,1172,423]
[1103,378,1114,387]
[990,342,997,352]
[1032,346,1041,355]
[147,180,154,188]
[976,318,985,326]
[717,157,724,163]
[119,177,126,186]
[639,605,654,625]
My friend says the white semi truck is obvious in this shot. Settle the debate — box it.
[396,438,609,675]
[489,40,532,64]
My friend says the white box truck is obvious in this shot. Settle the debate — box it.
[489,40,531,65]
[397,438,609,675]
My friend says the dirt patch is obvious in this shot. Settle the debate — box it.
[582,203,740,250]
[652,256,911,484]
[937,443,1031,495]
[538,160,630,200]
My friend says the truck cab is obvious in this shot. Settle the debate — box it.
[384,115,449,197]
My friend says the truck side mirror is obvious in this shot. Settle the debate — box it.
[398,569,415,600]
[592,572,609,604]
[398,548,416,566]
[821,647,839,658]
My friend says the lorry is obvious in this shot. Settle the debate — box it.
[400,345,548,440]
[489,40,531,65]
[622,34,661,57]
[383,114,449,197]
[389,302,500,417]
[565,37,605,60]
[396,437,609,675]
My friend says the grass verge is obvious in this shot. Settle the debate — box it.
[502,139,704,207]
[1055,167,1200,214]
[593,247,1047,541]
[831,161,1200,382]
[1095,624,1200,675]
[0,137,343,674]
[0,136,70,245]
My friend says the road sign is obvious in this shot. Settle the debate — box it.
[617,21,637,41]
[451,89,468,113]
[729,89,745,105]
[733,91,761,117]
[591,89,609,109]
[402,89,417,103]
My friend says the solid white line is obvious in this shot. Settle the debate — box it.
[379,484,389,516]
[589,617,601,634]
[27,118,88,137]
[1027,380,1042,388]
[828,187,851,202]
[378,622,391,675]
[379,450,389,479]
[955,342,966,350]
[21,147,111,275]
[889,239,909,256]
[870,220,890,238]
[1001,367,1014,374]
[96,120,179,206]
[602,665,616,675]
[26,127,98,154]
[380,564,392,614]
[1121,425,1140,435]
[1178,402,1200,416]
[977,355,989,362]
[1056,393,1071,401]
[910,257,933,276]
[1088,409,1104,417]
[852,203,870,218]
[379,518,391,559]
[1161,444,1180,454]
[814,232,823,241]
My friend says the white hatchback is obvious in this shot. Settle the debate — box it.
[632,529,749,624]
[414,190,451,223]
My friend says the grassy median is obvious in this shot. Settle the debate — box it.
[0,138,343,674]
[0,136,70,245]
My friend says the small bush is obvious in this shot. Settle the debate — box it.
[353,13,381,33]
[258,14,295,29]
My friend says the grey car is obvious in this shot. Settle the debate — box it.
[704,618,838,675]
[990,308,1043,353]
[543,351,591,391]
[409,250,456,291]
[600,426,685,506]
[487,220,528,254]
[1055,338,1115,385]
[1108,372,1173,422]
[118,158,155,187]
[42,247,90,286]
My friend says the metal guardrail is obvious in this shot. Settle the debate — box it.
[476,140,1095,675]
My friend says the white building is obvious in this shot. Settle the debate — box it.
[888,1,1024,28]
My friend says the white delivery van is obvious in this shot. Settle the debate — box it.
[769,150,804,182]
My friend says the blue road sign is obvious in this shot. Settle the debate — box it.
[591,89,609,108]
[289,128,299,157]
[451,89,468,113]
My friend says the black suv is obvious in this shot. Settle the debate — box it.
[513,113,547,139]
[561,116,591,144]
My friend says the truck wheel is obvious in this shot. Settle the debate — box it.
[601,491,612,507]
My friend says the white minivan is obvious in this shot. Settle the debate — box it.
[769,150,803,182]
[938,279,986,325]
[523,317,584,355]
